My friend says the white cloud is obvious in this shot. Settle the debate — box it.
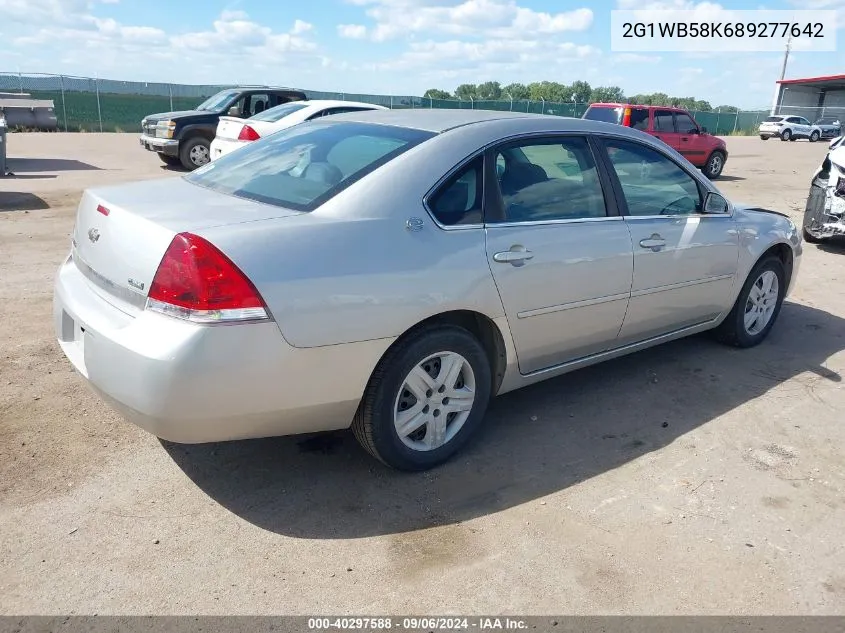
[292,19,313,34]
[349,0,593,41]
[612,53,662,63]
[337,24,368,39]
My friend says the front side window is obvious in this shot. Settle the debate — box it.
[491,136,608,223]
[675,113,699,134]
[604,139,703,216]
[186,121,434,211]
[428,157,483,226]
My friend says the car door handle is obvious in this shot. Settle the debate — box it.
[681,137,689,141]
[493,247,534,264]
[639,234,666,251]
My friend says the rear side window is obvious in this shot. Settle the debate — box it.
[764,116,783,122]
[186,121,434,211]
[630,109,649,130]
[583,106,622,124]
[428,157,483,226]
[654,110,675,132]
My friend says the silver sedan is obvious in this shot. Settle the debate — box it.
[54,110,802,470]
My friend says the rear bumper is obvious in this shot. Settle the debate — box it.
[139,134,179,157]
[210,138,245,161]
[53,254,392,443]
[758,128,781,138]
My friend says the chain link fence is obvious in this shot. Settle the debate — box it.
[1,71,786,135]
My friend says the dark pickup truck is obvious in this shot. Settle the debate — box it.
[140,86,307,170]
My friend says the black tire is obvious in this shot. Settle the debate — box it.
[714,256,786,348]
[179,137,211,171]
[760,135,769,140]
[810,131,820,143]
[702,151,725,179]
[352,325,493,471]
[158,153,181,167]
[802,183,827,243]
[780,129,792,141]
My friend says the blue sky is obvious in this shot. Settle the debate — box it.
[0,0,842,108]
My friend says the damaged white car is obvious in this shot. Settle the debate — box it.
[802,135,845,242]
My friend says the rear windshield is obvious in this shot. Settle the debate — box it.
[185,121,435,211]
[251,102,309,122]
[583,106,622,124]
[764,116,784,122]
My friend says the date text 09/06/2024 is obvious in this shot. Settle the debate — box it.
[307,617,529,630]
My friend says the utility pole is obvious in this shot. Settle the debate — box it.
[779,35,792,81]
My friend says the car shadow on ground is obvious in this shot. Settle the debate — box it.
[163,301,845,539]
[7,158,102,173]
[715,175,745,182]
[816,238,845,254]
[0,192,50,211]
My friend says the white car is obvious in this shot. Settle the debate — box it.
[210,100,388,160]
[759,115,823,142]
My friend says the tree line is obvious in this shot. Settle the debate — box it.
[422,81,739,112]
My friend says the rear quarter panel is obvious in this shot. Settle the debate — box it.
[195,126,513,348]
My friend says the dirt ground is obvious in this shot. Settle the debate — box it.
[1,133,844,615]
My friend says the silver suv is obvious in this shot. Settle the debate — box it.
[759,115,823,142]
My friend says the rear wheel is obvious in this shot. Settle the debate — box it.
[352,325,493,471]
[760,135,768,140]
[702,151,725,179]
[714,257,786,348]
[179,137,211,170]
[158,153,181,167]
[780,129,792,141]
[810,131,820,142]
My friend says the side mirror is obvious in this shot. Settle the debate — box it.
[704,192,729,214]
[228,106,241,117]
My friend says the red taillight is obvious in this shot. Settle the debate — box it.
[97,204,110,216]
[621,107,632,127]
[146,232,269,323]
[237,125,261,141]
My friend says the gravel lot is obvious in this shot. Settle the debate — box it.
[1,133,844,615]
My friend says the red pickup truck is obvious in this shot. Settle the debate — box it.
[583,103,728,179]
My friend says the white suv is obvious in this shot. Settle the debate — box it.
[759,115,822,142]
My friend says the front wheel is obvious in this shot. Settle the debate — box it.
[802,183,828,243]
[810,131,820,142]
[702,151,725,179]
[714,257,786,348]
[179,137,211,170]
[352,325,493,471]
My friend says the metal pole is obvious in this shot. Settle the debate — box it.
[95,75,103,132]
[541,98,545,114]
[469,96,474,110]
[390,95,393,109]
[526,99,530,113]
[17,69,23,93]
[779,35,791,81]
[716,107,721,134]
[506,92,513,111]
[429,97,433,108]
[732,108,739,134]
[169,83,173,111]
[59,75,69,132]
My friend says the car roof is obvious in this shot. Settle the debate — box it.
[320,108,566,133]
[296,100,387,109]
[589,102,685,110]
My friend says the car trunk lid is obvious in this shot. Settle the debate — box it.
[216,116,247,141]
[70,176,302,314]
